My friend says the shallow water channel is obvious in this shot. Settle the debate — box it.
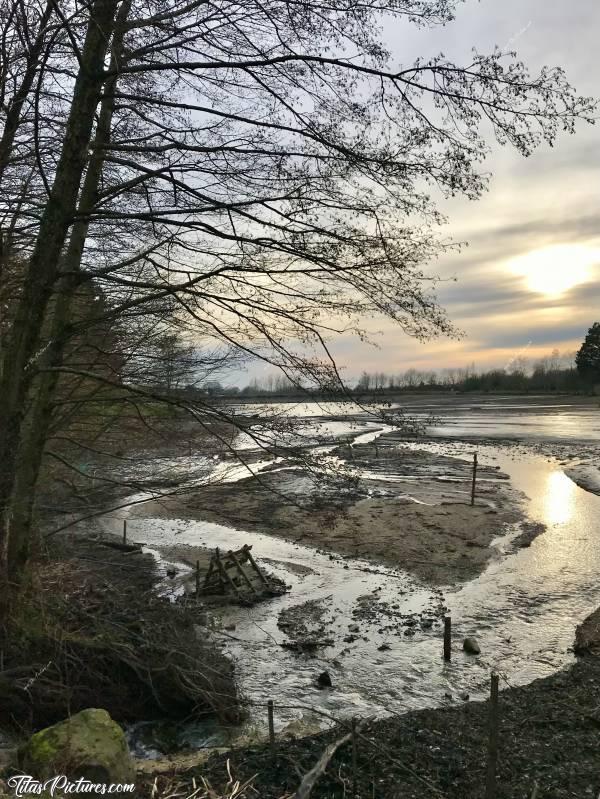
[120,402,600,748]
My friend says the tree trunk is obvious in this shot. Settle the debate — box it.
[0,0,122,595]
[5,0,132,575]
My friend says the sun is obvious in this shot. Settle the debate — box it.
[507,244,599,296]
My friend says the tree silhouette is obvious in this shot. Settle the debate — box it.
[576,323,600,385]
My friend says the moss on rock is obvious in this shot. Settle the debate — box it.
[19,708,134,785]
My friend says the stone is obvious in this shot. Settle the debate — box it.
[377,643,391,651]
[19,708,134,785]
[463,637,481,655]
[0,747,15,770]
[316,671,332,688]
[348,624,360,633]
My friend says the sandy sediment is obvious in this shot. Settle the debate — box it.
[131,443,526,585]
[564,464,600,495]
[575,606,600,655]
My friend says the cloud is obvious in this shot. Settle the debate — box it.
[239,0,600,385]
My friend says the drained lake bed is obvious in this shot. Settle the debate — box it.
[106,395,600,750]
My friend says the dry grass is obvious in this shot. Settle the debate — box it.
[144,760,291,799]
[0,538,239,733]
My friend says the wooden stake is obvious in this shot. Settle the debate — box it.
[122,519,127,544]
[443,615,452,661]
[351,718,357,799]
[485,672,500,799]
[195,560,200,596]
[267,699,275,754]
[243,544,269,586]
[471,452,478,506]
[228,549,259,597]
[530,782,539,799]
[216,549,242,597]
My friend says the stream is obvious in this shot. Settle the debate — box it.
[118,401,600,748]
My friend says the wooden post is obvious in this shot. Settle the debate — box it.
[530,782,539,799]
[351,717,358,799]
[243,544,269,587]
[471,452,478,506]
[216,550,242,598]
[228,549,259,597]
[485,672,500,799]
[443,615,452,661]
[267,699,275,755]
[122,519,127,544]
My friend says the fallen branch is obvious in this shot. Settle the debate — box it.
[292,721,365,799]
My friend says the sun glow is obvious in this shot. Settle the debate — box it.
[543,470,576,526]
[507,244,599,296]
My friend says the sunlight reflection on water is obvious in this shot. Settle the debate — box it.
[543,470,577,526]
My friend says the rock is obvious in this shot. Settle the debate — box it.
[459,692,470,701]
[348,624,360,633]
[421,618,433,629]
[224,623,236,631]
[0,747,16,770]
[377,643,391,651]
[166,568,177,578]
[316,671,332,688]
[463,637,481,655]
[19,708,134,784]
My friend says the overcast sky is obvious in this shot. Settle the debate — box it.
[246,0,600,386]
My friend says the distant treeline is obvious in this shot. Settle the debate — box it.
[351,352,584,394]
[186,350,591,398]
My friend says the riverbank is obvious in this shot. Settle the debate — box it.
[140,613,600,798]
[0,531,239,740]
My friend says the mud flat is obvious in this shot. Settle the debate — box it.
[564,463,600,495]
[133,439,525,585]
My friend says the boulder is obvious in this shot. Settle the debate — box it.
[316,671,332,688]
[19,708,134,785]
[463,637,481,655]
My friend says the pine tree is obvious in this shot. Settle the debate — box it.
[576,324,600,384]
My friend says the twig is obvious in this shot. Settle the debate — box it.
[292,721,365,799]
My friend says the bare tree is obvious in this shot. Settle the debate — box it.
[0,0,597,592]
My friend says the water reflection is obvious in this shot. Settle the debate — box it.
[543,470,577,526]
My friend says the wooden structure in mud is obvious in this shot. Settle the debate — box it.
[200,545,275,602]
